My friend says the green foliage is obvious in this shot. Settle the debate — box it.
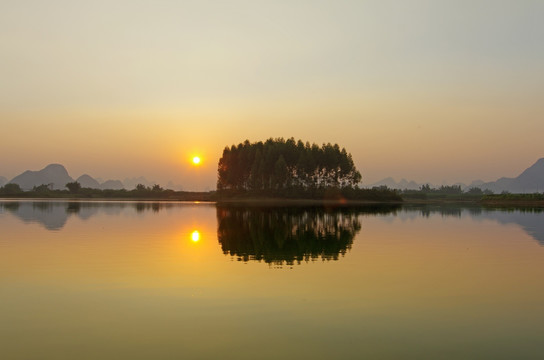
[135,184,148,191]
[65,181,82,193]
[466,187,483,195]
[33,184,52,193]
[152,184,163,192]
[0,183,23,195]
[0,182,214,201]
[217,138,363,197]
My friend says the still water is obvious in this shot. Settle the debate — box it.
[1,201,544,359]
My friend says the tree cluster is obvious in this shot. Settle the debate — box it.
[0,183,23,195]
[0,182,214,201]
[217,138,362,195]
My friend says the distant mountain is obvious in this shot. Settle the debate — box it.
[100,179,125,190]
[166,181,184,191]
[76,174,101,189]
[9,164,74,190]
[466,180,485,189]
[480,158,544,193]
[366,158,544,193]
[365,177,424,190]
[8,165,130,191]
[123,176,155,190]
[78,174,127,190]
[0,176,7,187]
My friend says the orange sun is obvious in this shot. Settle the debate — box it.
[191,230,200,242]
[192,156,201,165]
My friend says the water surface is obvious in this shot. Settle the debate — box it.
[1,201,543,359]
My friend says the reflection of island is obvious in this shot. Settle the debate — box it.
[0,201,189,231]
[216,205,399,266]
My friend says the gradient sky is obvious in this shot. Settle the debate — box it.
[1,0,543,190]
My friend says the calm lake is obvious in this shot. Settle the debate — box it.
[1,200,544,359]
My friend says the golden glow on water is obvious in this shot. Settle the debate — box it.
[1,202,544,359]
[191,230,201,242]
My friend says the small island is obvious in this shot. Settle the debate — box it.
[216,138,401,203]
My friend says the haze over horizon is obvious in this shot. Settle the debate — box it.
[2,1,543,190]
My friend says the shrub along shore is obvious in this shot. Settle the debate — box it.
[1,185,543,206]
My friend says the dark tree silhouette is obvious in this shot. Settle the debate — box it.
[65,181,81,193]
[135,184,148,191]
[1,183,23,195]
[152,184,163,192]
[33,184,52,193]
[217,138,362,196]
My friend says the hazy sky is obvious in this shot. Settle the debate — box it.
[1,0,543,190]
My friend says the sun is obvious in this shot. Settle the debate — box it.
[192,156,201,165]
[191,230,201,242]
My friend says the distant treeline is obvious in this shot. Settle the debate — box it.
[401,184,493,200]
[0,182,214,201]
[216,138,400,201]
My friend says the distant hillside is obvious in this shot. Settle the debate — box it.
[76,174,101,189]
[481,158,544,193]
[0,176,7,187]
[76,174,125,190]
[100,180,124,190]
[365,158,544,194]
[123,176,156,190]
[9,164,74,190]
[7,165,131,191]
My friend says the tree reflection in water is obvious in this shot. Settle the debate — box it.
[217,205,399,266]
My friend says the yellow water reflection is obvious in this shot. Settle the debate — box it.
[1,202,544,359]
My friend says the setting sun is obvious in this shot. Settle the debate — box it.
[191,230,200,242]
[192,156,201,165]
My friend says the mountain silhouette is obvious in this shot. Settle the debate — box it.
[76,174,101,189]
[77,174,126,190]
[481,158,544,193]
[367,158,544,193]
[9,164,74,190]
[100,179,125,190]
[0,176,7,187]
[123,176,156,190]
[8,165,129,191]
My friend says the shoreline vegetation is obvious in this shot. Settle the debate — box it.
[0,187,543,206]
[1,138,543,206]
